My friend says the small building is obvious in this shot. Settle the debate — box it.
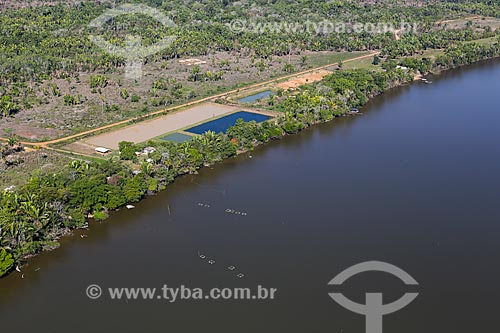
[95,147,111,155]
[143,147,156,155]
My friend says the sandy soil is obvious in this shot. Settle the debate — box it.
[0,51,312,141]
[61,142,100,156]
[276,70,333,90]
[83,103,238,150]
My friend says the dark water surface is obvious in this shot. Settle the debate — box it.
[1,60,500,332]
[161,132,193,143]
[238,90,274,103]
[185,111,271,134]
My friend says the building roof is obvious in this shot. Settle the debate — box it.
[95,147,111,153]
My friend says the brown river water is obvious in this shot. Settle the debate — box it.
[1,59,500,332]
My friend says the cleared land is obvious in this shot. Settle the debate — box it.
[0,51,364,141]
[341,56,380,71]
[276,70,333,90]
[306,51,371,67]
[0,150,72,189]
[83,103,238,150]
[29,51,378,151]
[435,16,500,32]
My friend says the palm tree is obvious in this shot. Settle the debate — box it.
[300,55,308,67]
[7,135,18,147]
[140,162,154,177]
[70,160,90,174]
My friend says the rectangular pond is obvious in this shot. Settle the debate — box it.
[238,90,274,103]
[161,133,193,143]
[185,111,271,135]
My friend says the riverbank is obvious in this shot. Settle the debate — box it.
[1,39,500,278]
[3,47,500,333]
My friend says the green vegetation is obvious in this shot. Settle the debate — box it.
[0,249,14,277]
[89,75,108,89]
[435,39,500,68]
[2,0,500,277]
[1,1,500,140]
[0,65,415,273]
[1,0,499,119]
[307,52,370,68]
[63,94,85,106]
[381,29,493,58]
[342,56,381,71]
[187,66,224,82]
[2,44,500,279]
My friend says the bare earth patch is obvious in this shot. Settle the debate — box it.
[276,70,333,90]
[0,51,313,141]
[61,142,101,156]
[435,16,500,32]
[0,149,71,189]
[0,51,372,142]
[83,103,238,150]
[0,121,65,141]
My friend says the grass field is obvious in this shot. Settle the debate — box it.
[306,51,371,67]
[465,36,498,46]
[341,55,381,71]
[414,49,445,60]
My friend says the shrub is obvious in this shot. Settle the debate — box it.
[89,75,108,89]
[118,141,138,161]
[0,249,14,277]
[93,210,109,221]
[120,89,129,100]
[282,120,304,134]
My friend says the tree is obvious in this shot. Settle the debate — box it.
[7,134,19,147]
[69,176,108,211]
[89,75,108,89]
[119,141,138,161]
[120,89,129,100]
[0,96,19,117]
[188,65,202,82]
[123,176,145,203]
[283,63,295,73]
[0,249,14,277]
[300,55,309,67]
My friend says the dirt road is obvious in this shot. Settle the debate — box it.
[7,51,379,149]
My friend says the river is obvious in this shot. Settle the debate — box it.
[1,59,500,332]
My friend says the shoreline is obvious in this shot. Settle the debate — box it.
[0,52,378,148]
[1,53,500,279]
